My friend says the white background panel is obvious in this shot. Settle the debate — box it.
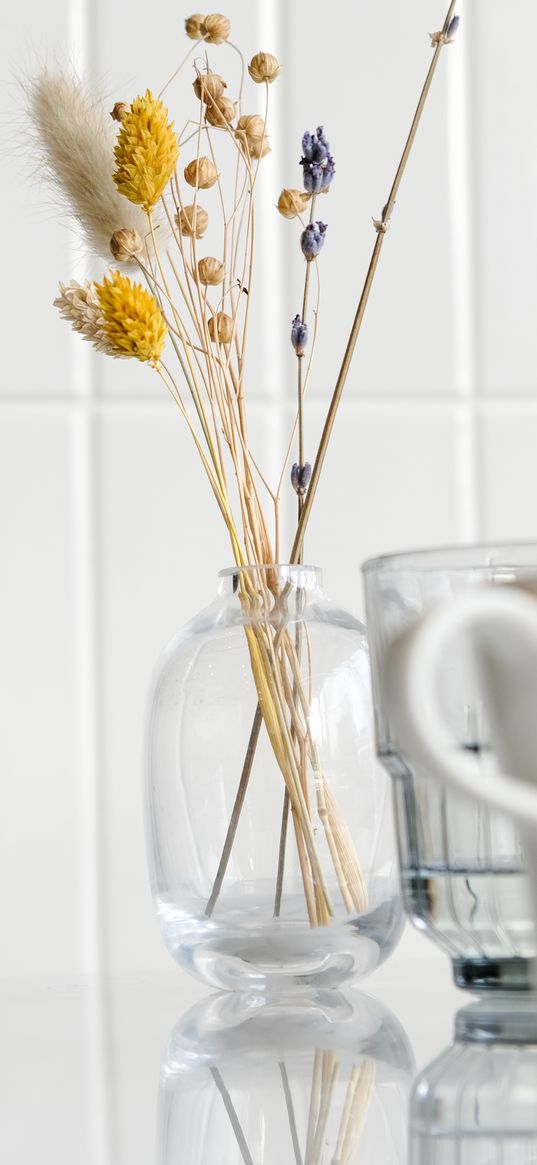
[471,2,537,395]
[304,402,462,618]
[479,406,537,539]
[0,411,82,975]
[1,0,537,989]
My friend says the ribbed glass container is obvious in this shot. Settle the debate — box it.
[411,998,537,1163]
[363,543,537,991]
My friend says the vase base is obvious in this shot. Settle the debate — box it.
[453,956,536,992]
[157,885,404,991]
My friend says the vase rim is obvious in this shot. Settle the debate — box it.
[219,562,321,577]
[218,563,323,593]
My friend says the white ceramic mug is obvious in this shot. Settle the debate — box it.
[385,585,537,908]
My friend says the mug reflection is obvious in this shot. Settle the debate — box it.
[158,990,414,1164]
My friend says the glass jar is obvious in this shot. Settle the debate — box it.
[363,542,537,991]
[159,990,414,1165]
[145,564,403,990]
[411,999,537,1163]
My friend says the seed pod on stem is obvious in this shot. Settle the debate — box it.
[175,204,209,238]
[208,312,233,343]
[110,101,128,123]
[184,156,219,189]
[248,52,281,84]
[205,95,235,127]
[110,227,144,262]
[185,13,205,40]
[197,256,225,286]
[235,113,270,157]
[193,70,227,103]
[277,188,311,219]
[203,13,231,43]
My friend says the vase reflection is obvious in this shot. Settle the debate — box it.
[158,990,413,1164]
[411,997,537,1163]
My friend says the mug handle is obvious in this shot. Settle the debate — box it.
[386,587,537,823]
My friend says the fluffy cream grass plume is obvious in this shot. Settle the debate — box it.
[26,68,153,261]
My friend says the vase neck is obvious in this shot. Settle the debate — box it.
[217,563,323,597]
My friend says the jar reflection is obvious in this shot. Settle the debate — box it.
[411,998,537,1163]
[158,990,414,1164]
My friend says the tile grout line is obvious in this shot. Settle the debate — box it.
[447,10,481,543]
[68,3,114,1163]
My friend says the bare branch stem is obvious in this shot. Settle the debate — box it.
[290,0,458,563]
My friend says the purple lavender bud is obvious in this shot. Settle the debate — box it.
[447,14,460,39]
[300,221,327,262]
[291,314,309,356]
[300,126,335,194]
[291,462,312,496]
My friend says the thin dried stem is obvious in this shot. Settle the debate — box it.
[205,706,263,917]
[210,1068,255,1165]
[290,0,459,563]
[158,41,199,99]
[279,1061,305,1165]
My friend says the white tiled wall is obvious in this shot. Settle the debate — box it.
[2,0,536,980]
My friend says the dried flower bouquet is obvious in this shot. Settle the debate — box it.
[28,3,459,928]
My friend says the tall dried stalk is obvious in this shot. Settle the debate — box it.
[112,55,366,925]
[205,0,460,918]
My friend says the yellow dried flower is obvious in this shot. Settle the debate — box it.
[95,270,167,364]
[248,52,281,84]
[184,156,219,189]
[110,227,144,262]
[185,13,206,39]
[175,204,209,238]
[203,13,231,43]
[197,257,225,286]
[277,188,311,219]
[193,71,226,103]
[208,312,233,343]
[113,90,179,212]
[205,95,235,127]
[110,101,128,123]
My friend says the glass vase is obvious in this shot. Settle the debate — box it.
[411,998,537,1163]
[145,564,403,990]
[159,990,414,1165]
[363,543,537,991]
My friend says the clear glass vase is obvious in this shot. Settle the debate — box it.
[363,543,537,991]
[145,564,403,990]
[159,990,414,1165]
[411,999,537,1163]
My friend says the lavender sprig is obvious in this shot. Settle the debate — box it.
[301,221,327,261]
[291,314,309,356]
[300,126,335,194]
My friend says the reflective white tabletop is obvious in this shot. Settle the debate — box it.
[0,940,465,1164]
